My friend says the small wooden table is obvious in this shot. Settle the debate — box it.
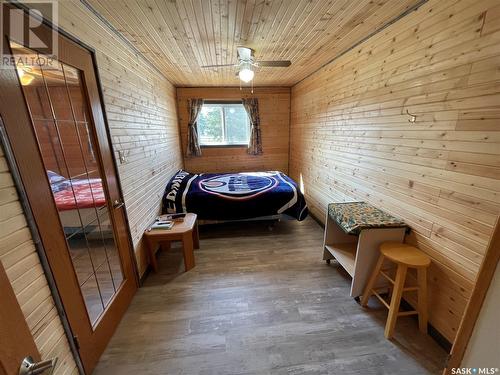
[144,213,199,272]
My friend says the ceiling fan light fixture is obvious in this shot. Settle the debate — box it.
[238,67,254,83]
[201,46,291,83]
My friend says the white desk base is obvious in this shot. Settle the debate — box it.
[322,212,406,297]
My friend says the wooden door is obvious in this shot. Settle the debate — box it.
[0,261,40,375]
[0,7,137,374]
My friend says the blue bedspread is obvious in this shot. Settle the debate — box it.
[162,170,308,221]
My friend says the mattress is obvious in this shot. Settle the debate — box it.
[52,177,106,211]
[162,170,308,221]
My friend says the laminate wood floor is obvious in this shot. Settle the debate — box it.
[94,217,447,375]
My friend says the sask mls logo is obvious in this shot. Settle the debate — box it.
[451,368,499,374]
[1,0,58,69]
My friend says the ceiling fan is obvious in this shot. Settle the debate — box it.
[201,46,291,83]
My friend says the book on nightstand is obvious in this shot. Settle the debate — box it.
[158,213,186,223]
[150,220,174,230]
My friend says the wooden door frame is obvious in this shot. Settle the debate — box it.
[444,216,500,374]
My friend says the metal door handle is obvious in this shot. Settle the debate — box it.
[19,356,57,375]
[113,199,124,209]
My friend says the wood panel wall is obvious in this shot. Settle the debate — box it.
[289,0,500,343]
[177,87,290,173]
[0,144,78,374]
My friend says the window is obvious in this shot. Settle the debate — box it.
[197,102,250,146]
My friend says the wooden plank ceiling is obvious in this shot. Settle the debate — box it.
[84,0,423,86]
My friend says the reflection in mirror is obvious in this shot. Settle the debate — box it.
[10,41,124,326]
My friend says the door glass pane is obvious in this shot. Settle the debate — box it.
[81,275,104,325]
[10,41,124,327]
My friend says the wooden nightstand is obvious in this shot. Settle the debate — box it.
[144,213,199,272]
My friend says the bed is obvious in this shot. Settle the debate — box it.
[162,170,308,222]
[47,171,111,235]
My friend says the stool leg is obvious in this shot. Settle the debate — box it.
[417,267,428,334]
[385,265,407,339]
[361,254,385,307]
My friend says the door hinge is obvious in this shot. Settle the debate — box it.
[73,335,80,351]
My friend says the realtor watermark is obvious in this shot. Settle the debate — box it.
[1,0,58,70]
[450,368,499,374]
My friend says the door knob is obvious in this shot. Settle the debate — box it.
[113,199,125,209]
[19,356,57,375]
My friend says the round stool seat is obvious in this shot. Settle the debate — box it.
[380,242,431,268]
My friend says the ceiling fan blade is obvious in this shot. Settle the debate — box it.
[201,63,238,68]
[257,60,291,67]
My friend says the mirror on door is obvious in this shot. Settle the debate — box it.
[10,41,124,327]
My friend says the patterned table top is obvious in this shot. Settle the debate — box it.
[328,202,407,235]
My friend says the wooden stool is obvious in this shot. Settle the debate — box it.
[361,242,431,339]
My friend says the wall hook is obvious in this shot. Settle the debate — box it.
[406,109,417,123]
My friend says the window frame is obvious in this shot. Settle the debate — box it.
[197,100,250,148]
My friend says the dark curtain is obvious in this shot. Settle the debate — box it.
[186,98,204,157]
[242,98,263,155]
